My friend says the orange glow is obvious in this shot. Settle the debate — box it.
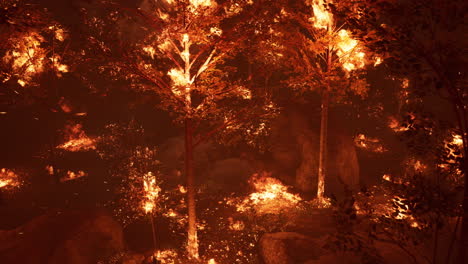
[336,30,366,72]
[310,0,333,29]
[57,123,96,152]
[142,172,161,214]
[61,170,87,182]
[388,116,409,132]
[155,249,178,264]
[190,0,214,9]
[354,134,387,153]
[452,134,463,146]
[178,185,187,194]
[233,172,302,215]
[0,168,20,189]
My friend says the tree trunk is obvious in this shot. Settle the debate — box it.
[317,45,332,202]
[317,88,329,200]
[185,118,198,259]
[459,158,468,263]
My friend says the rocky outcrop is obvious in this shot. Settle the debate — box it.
[0,210,124,264]
[269,106,360,198]
[260,232,325,264]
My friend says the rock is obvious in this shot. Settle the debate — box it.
[122,252,145,264]
[0,210,124,264]
[205,158,254,192]
[269,106,360,198]
[260,232,325,264]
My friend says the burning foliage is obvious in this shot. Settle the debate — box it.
[228,172,302,215]
[142,172,161,214]
[57,123,97,152]
[354,134,387,153]
[0,168,20,189]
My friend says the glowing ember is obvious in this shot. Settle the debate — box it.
[234,172,302,215]
[228,217,245,231]
[3,32,45,81]
[354,134,387,153]
[388,116,409,132]
[310,0,333,29]
[155,249,178,264]
[207,259,217,264]
[336,30,366,72]
[178,185,187,194]
[190,0,214,9]
[142,172,161,214]
[0,168,20,189]
[57,123,96,152]
[61,170,87,182]
[452,134,463,146]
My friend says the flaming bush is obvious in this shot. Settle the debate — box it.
[57,123,96,152]
[232,172,302,215]
[0,168,20,189]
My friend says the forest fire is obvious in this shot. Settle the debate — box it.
[57,123,96,152]
[142,172,160,214]
[60,170,87,182]
[232,173,302,215]
[0,168,20,189]
[354,133,387,153]
[1,0,465,263]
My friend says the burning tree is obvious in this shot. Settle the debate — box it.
[80,0,276,259]
[276,0,377,203]
[333,0,467,262]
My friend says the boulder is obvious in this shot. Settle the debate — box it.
[0,210,124,264]
[269,106,360,198]
[205,158,254,192]
[259,232,325,264]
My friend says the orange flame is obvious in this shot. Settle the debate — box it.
[60,170,87,182]
[354,134,387,153]
[0,168,20,189]
[234,172,302,214]
[57,123,96,152]
[310,0,333,29]
[142,172,161,214]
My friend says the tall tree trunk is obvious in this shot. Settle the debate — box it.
[317,88,329,200]
[458,144,468,263]
[317,46,332,202]
[185,118,198,259]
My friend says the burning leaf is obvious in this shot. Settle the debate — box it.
[233,172,302,215]
[142,172,161,214]
[354,134,387,153]
[57,123,96,152]
[0,168,20,189]
[61,170,87,182]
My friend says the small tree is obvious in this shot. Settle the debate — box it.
[84,0,276,259]
[334,0,467,261]
[279,0,374,203]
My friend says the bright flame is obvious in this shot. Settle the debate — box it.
[155,249,178,264]
[168,68,190,88]
[61,170,87,182]
[3,32,45,85]
[354,134,387,153]
[143,46,156,59]
[310,0,333,29]
[143,172,160,214]
[57,123,96,152]
[0,168,20,189]
[190,0,214,9]
[234,172,302,215]
[388,116,409,132]
[452,134,463,146]
[336,30,365,72]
